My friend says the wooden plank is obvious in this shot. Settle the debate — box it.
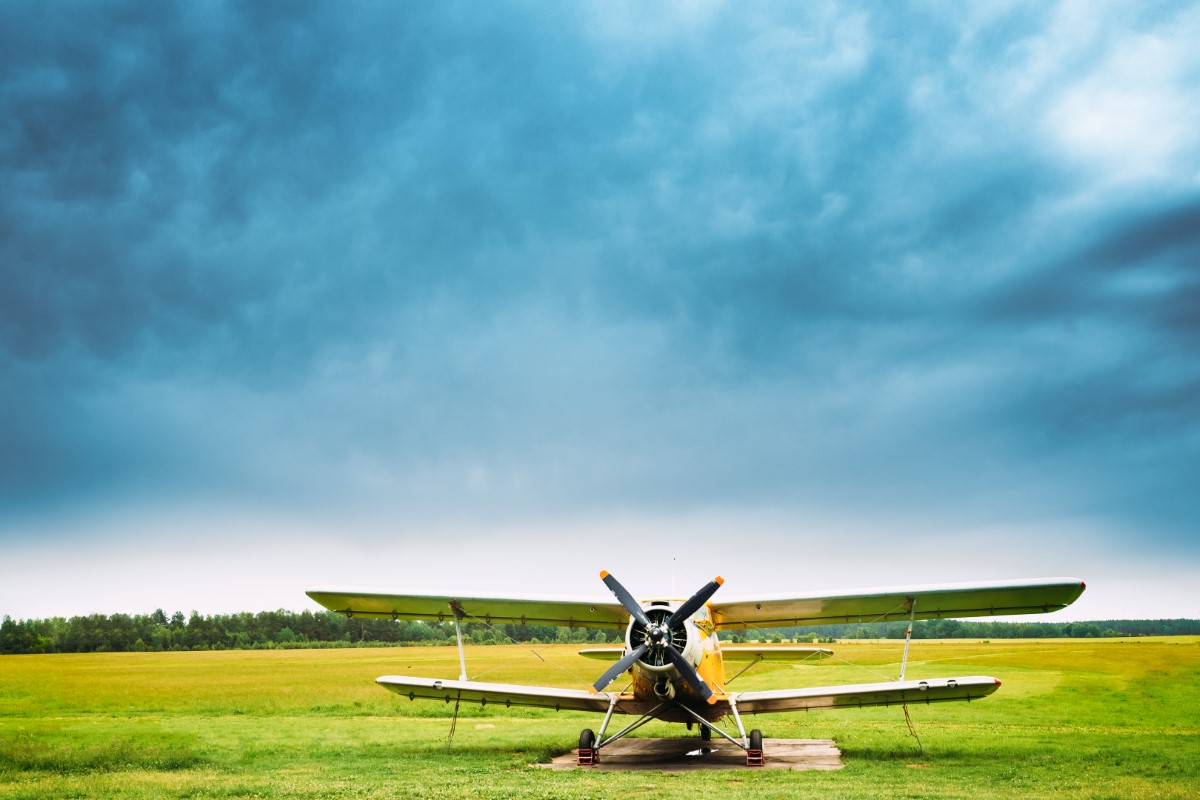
[537,738,844,771]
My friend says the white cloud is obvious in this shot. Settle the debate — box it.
[579,0,725,51]
[1043,28,1200,183]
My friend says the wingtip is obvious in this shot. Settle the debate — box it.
[995,678,1002,686]
[599,570,609,579]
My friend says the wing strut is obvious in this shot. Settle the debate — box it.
[898,597,917,681]
[726,654,764,685]
[450,602,468,681]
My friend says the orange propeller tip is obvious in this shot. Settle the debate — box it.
[588,687,599,695]
[599,570,609,579]
[715,576,724,586]
[706,694,720,705]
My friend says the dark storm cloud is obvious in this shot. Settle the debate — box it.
[2,1,440,362]
[1,2,1197,546]
[980,195,1200,434]
[987,198,1200,321]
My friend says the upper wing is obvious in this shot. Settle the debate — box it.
[376,675,626,713]
[711,577,1086,630]
[306,586,628,628]
[730,675,1001,714]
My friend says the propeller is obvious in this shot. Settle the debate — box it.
[592,570,724,703]
[591,643,647,692]
[667,577,724,627]
[600,571,651,628]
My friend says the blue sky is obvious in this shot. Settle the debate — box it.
[2,1,1197,620]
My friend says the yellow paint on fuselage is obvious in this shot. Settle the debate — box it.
[695,603,726,695]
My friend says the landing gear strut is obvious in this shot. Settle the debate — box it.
[577,703,765,767]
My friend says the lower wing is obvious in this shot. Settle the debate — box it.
[375,675,627,714]
[729,675,1001,714]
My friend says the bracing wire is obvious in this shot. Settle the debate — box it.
[903,703,925,757]
[456,608,599,687]
[800,599,914,682]
[446,691,462,749]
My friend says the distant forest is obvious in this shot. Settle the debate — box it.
[2,610,1198,655]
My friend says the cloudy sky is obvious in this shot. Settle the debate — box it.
[2,1,1197,621]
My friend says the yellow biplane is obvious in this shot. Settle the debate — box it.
[307,572,1085,765]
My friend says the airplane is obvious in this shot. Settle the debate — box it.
[307,572,1086,766]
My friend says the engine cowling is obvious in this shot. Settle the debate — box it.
[624,602,703,674]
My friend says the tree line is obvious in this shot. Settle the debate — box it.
[2,609,1197,655]
[0,609,617,655]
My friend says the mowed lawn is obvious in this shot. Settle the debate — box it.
[2,638,1198,799]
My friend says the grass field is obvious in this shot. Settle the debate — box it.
[2,638,1198,798]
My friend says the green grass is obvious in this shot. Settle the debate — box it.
[2,638,1198,798]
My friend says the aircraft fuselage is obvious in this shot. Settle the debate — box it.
[623,600,728,720]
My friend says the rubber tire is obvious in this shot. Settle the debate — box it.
[749,729,763,751]
[579,729,596,750]
[700,726,712,741]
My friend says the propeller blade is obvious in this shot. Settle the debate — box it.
[667,576,724,627]
[600,570,651,627]
[664,643,714,702]
[592,644,648,692]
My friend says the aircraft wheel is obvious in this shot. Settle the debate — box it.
[746,729,764,766]
[700,726,712,741]
[578,729,598,766]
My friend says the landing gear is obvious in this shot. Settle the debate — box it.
[578,728,598,766]
[746,729,764,767]
[579,699,763,767]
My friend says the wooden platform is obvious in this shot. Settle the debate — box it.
[539,738,843,772]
